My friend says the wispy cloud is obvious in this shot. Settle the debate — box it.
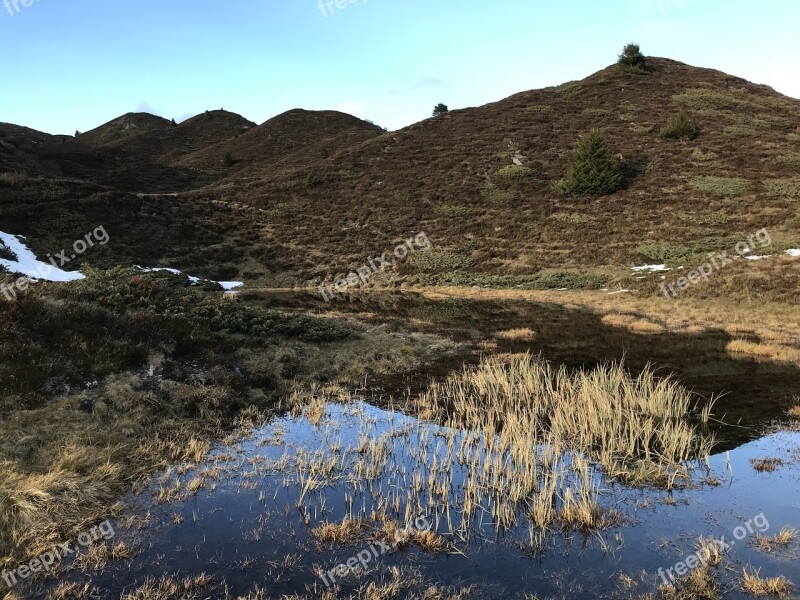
[388,76,445,97]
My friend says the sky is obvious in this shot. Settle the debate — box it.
[1,0,799,135]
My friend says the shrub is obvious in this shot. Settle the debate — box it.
[551,212,590,225]
[526,105,553,114]
[689,176,749,197]
[406,251,475,274]
[305,172,324,188]
[660,113,699,140]
[495,165,534,180]
[222,152,234,167]
[636,244,695,263]
[555,130,623,196]
[432,103,449,117]
[480,183,515,203]
[617,43,647,72]
[433,204,470,218]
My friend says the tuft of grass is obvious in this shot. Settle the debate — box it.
[311,517,369,545]
[742,568,793,597]
[418,354,715,490]
[660,113,699,140]
[689,176,750,197]
[764,178,800,201]
[495,328,536,341]
[659,565,719,600]
[751,527,798,553]
[749,458,785,473]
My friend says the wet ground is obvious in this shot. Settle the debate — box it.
[28,292,800,599]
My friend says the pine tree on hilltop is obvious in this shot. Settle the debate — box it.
[618,43,647,72]
[556,130,623,196]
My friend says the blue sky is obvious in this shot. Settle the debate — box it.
[2,0,798,134]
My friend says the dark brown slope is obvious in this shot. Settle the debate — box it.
[176,109,386,174]
[205,57,800,284]
[77,110,257,162]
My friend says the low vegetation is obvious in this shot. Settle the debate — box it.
[689,176,750,197]
[660,113,699,139]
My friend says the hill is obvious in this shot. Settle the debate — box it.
[2,57,799,301]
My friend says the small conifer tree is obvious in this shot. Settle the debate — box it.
[555,130,623,196]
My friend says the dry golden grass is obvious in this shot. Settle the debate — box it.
[750,458,785,473]
[602,314,665,334]
[659,565,719,600]
[726,340,800,364]
[695,536,726,567]
[311,517,369,545]
[751,528,798,553]
[495,327,537,341]
[120,573,214,600]
[47,583,100,600]
[787,403,800,419]
[742,568,793,597]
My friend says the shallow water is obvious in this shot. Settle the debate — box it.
[37,401,800,599]
[29,292,800,598]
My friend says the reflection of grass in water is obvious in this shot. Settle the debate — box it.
[277,356,715,550]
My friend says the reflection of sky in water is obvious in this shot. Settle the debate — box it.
[40,401,800,599]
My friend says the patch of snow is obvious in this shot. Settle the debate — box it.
[785,249,800,257]
[608,289,631,295]
[744,255,772,261]
[632,264,669,272]
[135,266,243,291]
[0,231,85,282]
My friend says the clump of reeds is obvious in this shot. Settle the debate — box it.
[742,568,793,597]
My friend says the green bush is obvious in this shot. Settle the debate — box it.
[551,212,590,225]
[406,251,475,274]
[432,103,449,117]
[305,172,324,188]
[433,204,470,218]
[555,130,623,196]
[660,113,699,140]
[618,43,647,72]
[495,165,534,180]
[480,183,515,203]
[223,152,234,167]
[636,244,695,263]
[689,176,750,197]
